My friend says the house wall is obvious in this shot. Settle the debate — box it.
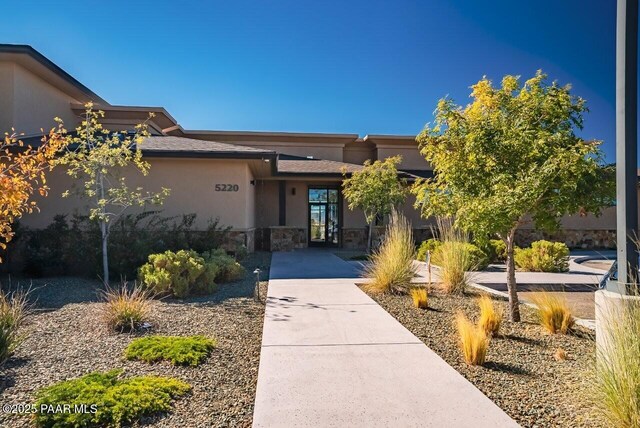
[255,180,280,227]
[376,144,430,170]
[0,62,14,132]
[0,63,80,136]
[21,158,256,231]
[343,142,375,164]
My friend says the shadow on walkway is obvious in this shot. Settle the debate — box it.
[269,249,361,280]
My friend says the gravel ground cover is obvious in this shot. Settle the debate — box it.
[367,288,604,428]
[0,252,271,428]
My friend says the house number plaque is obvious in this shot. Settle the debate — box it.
[214,184,240,192]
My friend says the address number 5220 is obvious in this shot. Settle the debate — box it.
[214,184,240,192]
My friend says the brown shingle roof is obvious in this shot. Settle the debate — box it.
[140,136,275,155]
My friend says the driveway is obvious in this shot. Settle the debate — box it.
[252,249,518,427]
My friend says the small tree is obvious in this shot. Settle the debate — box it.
[342,156,407,253]
[57,104,170,284]
[412,71,614,321]
[0,126,67,259]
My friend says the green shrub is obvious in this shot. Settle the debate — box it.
[125,335,216,366]
[416,238,441,262]
[22,215,73,277]
[138,250,218,298]
[0,289,29,365]
[363,211,418,294]
[34,369,190,427]
[202,249,245,282]
[480,239,507,263]
[514,240,569,272]
[9,212,231,279]
[432,242,489,271]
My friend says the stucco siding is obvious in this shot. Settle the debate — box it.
[377,145,430,170]
[0,62,14,132]
[284,181,309,228]
[517,206,617,231]
[343,145,375,165]
[22,158,256,230]
[246,167,256,228]
[11,63,79,136]
[255,180,280,227]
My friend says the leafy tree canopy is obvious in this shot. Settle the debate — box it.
[56,103,170,283]
[412,70,614,242]
[342,155,408,252]
[343,155,408,225]
[412,71,614,321]
[0,126,67,257]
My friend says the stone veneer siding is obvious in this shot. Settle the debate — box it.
[225,228,256,253]
[269,227,307,251]
[342,227,613,250]
[342,227,434,250]
[515,229,616,249]
[342,228,367,249]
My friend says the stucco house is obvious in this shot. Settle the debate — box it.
[0,44,617,251]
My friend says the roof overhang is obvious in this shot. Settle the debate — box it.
[363,134,418,146]
[70,103,179,134]
[141,150,277,160]
[181,130,359,145]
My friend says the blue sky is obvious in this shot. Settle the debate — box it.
[2,0,616,159]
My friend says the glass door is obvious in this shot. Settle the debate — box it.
[309,204,326,243]
[308,187,340,246]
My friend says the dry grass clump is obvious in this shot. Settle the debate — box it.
[98,282,154,332]
[554,348,567,362]
[0,288,30,364]
[409,287,428,309]
[529,291,574,334]
[478,294,502,337]
[434,218,474,294]
[455,312,488,366]
[363,210,418,294]
[592,296,640,428]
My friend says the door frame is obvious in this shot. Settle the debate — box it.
[307,185,341,247]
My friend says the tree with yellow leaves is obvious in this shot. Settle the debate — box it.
[0,125,67,260]
[412,71,614,321]
[56,104,170,284]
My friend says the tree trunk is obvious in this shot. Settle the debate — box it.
[366,219,374,254]
[505,229,521,322]
[98,169,109,285]
[101,221,109,285]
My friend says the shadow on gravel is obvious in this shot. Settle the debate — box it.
[0,357,30,394]
[484,361,532,376]
[0,276,102,310]
[501,334,543,347]
[570,328,595,340]
[0,252,272,310]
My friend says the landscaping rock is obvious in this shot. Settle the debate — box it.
[367,289,604,428]
[0,253,271,428]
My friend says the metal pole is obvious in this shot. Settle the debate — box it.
[614,0,639,293]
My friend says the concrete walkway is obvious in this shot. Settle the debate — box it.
[253,250,518,427]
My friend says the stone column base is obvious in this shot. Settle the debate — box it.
[269,227,307,251]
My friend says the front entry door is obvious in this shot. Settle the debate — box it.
[308,188,339,246]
